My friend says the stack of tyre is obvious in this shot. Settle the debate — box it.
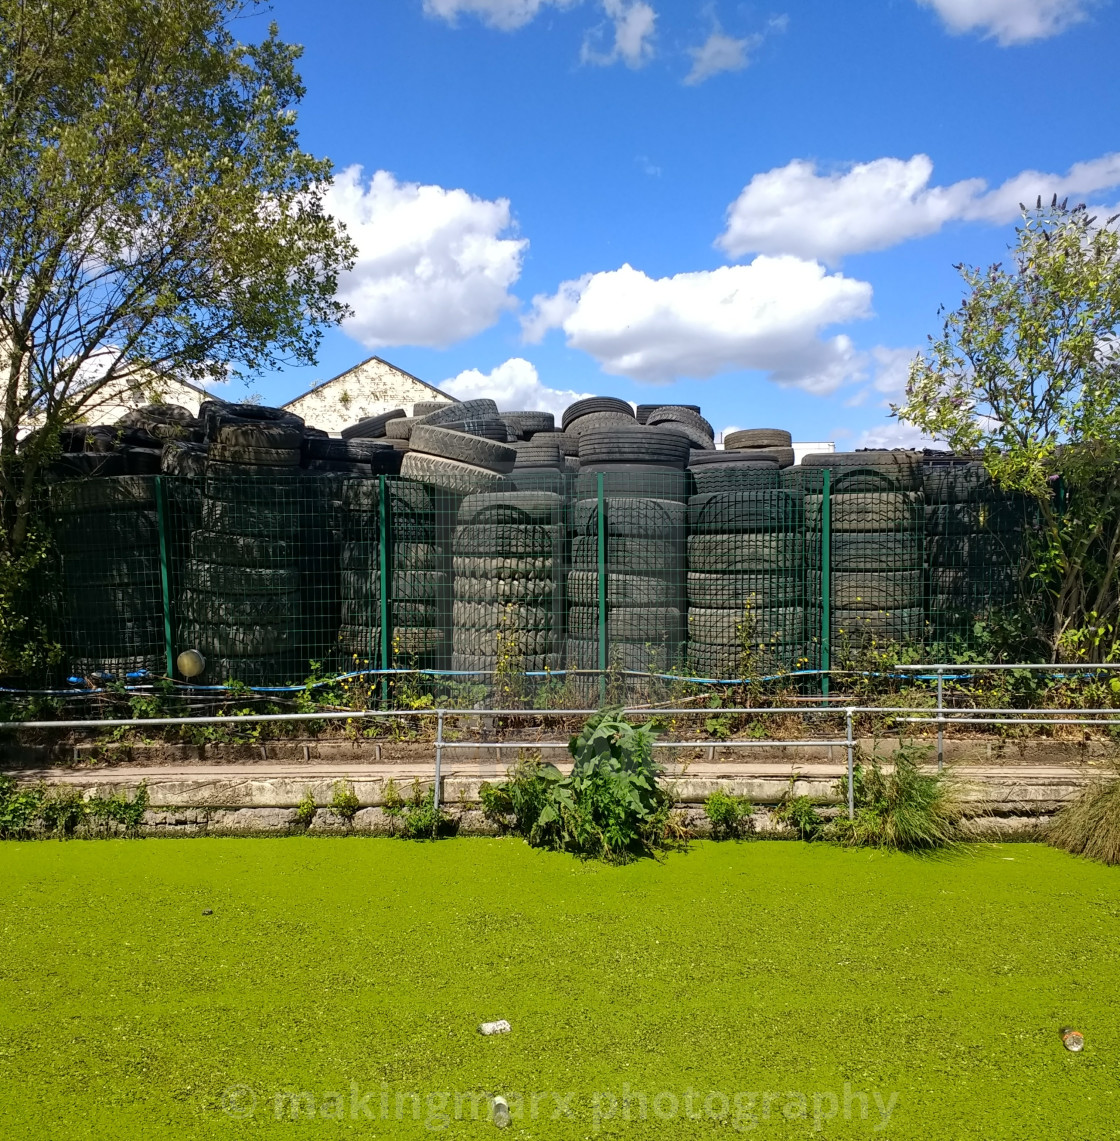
[399,405,517,497]
[721,428,795,470]
[336,479,449,669]
[451,491,567,676]
[179,405,309,686]
[685,486,806,678]
[565,400,692,680]
[48,475,165,679]
[800,451,925,653]
[923,458,1032,641]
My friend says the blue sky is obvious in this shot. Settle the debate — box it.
[246,0,1120,445]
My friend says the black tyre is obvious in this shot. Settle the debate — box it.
[208,442,301,467]
[687,571,800,609]
[183,560,300,594]
[922,461,995,503]
[416,398,498,426]
[832,570,922,609]
[457,490,564,525]
[179,589,300,624]
[213,418,303,450]
[179,621,289,657]
[688,489,804,533]
[573,497,686,539]
[687,533,805,573]
[723,428,792,449]
[399,452,512,495]
[565,638,683,673]
[805,492,922,533]
[830,531,922,570]
[690,465,782,496]
[574,466,690,502]
[687,606,805,646]
[451,652,564,673]
[500,411,555,438]
[577,426,690,468]
[832,607,923,646]
[341,409,406,440]
[800,450,922,491]
[453,523,564,557]
[454,575,558,604]
[161,442,208,478]
[636,403,700,424]
[413,401,456,418]
[562,396,634,429]
[570,536,682,572]
[567,571,682,607]
[568,605,683,641]
[453,555,557,582]
[384,418,416,439]
[188,530,294,566]
[513,439,563,466]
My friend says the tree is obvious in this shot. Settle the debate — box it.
[897,199,1120,660]
[0,0,354,548]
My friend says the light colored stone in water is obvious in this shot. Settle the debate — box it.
[479,1020,511,1036]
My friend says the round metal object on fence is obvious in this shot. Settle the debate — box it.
[176,648,207,678]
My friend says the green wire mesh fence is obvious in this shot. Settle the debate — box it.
[38,455,1045,704]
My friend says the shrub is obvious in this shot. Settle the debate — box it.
[831,743,959,851]
[293,789,317,829]
[329,781,360,823]
[0,776,45,838]
[772,787,826,841]
[704,790,754,839]
[383,778,452,840]
[40,786,87,836]
[1048,776,1120,865]
[86,783,150,834]
[485,708,679,862]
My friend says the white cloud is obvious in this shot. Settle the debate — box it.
[422,0,579,30]
[855,421,939,449]
[582,0,657,67]
[870,345,922,396]
[717,152,1120,263]
[917,0,1092,44]
[521,256,873,393]
[325,166,527,350]
[684,31,754,84]
[441,357,593,418]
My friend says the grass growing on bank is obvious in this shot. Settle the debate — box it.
[0,841,1117,1139]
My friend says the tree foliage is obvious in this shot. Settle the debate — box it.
[0,0,354,546]
[897,199,1120,659]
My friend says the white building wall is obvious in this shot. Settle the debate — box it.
[283,356,455,435]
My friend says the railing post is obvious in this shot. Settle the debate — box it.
[821,468,831,698]
[434,708,445,813]
[845,707,855,820]
[378,474,390,706]
[597,471,607,707]
[937,667,945,773]
[153,475,175,679]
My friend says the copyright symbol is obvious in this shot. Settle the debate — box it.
[221,1085,256,1119]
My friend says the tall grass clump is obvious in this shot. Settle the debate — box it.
[1048,775,1120,865]
[832,742,961,851]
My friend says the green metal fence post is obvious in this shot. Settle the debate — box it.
[378,474,391,706]
[821,468,831,698]
[153,475,175,679]
[597,471,607,707]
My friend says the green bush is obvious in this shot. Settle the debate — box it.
[86,783,149,834]
[772,787,826,841]
[329,781,360,823]
[484,708,678,862]
[0,776,45,838]
[1048,776,1120,865]
[40,786,87,836]
[832,743,959,851]
[383,779,452,840]
[704,790,754,840]
[293,790,317,829]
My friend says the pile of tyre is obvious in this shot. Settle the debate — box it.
[451,491,567,676]
[47,475,165,679]
[178,405,314,686]
[336,478,450,669]
[564,399,697,678]
[798,451,925,652]
[685,443,806,678]
[923,457,1033,640]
